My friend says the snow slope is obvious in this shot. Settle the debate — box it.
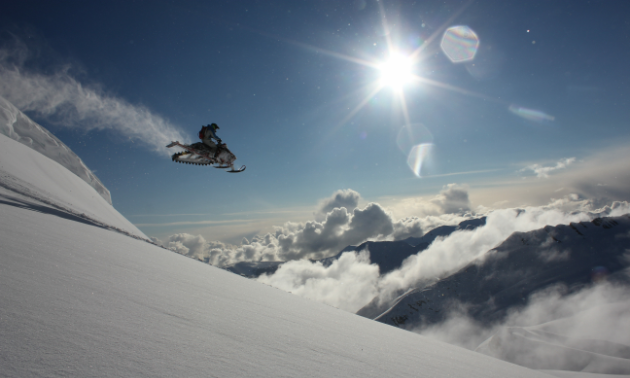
[0,96,111,204]
[0,132,548,377]
[0,132,145,239]
[0,204,551,378]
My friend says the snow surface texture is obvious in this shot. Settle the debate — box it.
[0,96,111,204]
[0,132,145,239]
[0,137,549,377]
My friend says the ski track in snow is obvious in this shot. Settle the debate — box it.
[0,170,154,245]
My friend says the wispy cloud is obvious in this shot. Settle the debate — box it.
[520,157,575,178]
[419,168,504,179]
[509,105,555,123]
[0,40,188,155]
[129,209,309,218]
[135,218,255,227]
[470,146,630,210]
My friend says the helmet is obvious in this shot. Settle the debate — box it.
[210,123,219,130]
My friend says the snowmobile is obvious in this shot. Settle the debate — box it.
[166,141,246,173]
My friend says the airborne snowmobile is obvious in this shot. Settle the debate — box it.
[166,141,246,173]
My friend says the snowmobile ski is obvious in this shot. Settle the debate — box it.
[227,165,246,173]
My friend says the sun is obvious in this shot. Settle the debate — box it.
[378,53,414,89]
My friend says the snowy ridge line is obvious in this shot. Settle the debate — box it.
[0,170,159,246]
[373,213,630,331]
[0,97,112,204]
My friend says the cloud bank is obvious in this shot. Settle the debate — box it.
[259,198,629,315]
[153,186,476,268]
[254,195,630,372]
[376,205,590,302]
[0,41,187,155]
[154,182,630,320]
[258,251,380,312]
[417,280,630,373]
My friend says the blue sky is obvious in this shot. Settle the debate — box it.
[2,0,630,244]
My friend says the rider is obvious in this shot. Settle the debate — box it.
[199,123,223,159]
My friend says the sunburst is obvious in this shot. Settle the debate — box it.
[246,0,490,175]
[378,52,414,90]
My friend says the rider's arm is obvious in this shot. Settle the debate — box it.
[209,128,221,143]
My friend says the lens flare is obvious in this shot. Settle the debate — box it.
[441,25,480,63]
[509,105,555,122]
[406,143,433,177]
[396,123,433,155]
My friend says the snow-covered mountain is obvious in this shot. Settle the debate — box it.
[0,131,145,239]
[0,103,548,377]
[367,216,630,328]
[327,217,487,275]
[0,96,111,204]
[402,217,486,247]
[357,215,630,375]
[322,240,430,275]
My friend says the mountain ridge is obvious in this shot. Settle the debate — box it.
[368,215,630,329]
[0,96,111,204]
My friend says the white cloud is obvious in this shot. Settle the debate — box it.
[431,183,471,214]
[415,281,630,373]
[315,189,361,219]
[154,183,630,321]
[276,202,395,260]
[257,251,380,312]
[379,184,477,222]
[468,146,630,212]
[520,157,576,178]
[0,41,187,155]
[258,200,630,316]
[376,205,600,303]
[235,186,472,263]
[153,188,468,267]
[391,216,425,240]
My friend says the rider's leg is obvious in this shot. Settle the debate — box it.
[213,143,222,159]
[202,139,217,156]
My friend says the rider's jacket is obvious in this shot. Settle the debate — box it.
[202,127,221,144]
